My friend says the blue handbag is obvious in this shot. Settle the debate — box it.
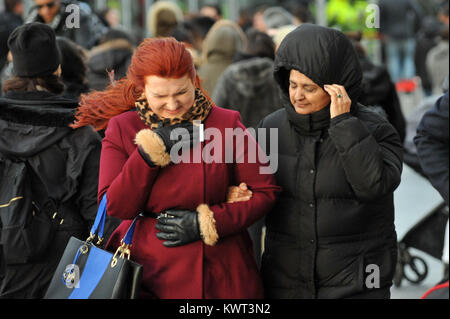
[44,194,143,299]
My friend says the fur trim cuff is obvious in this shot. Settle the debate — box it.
[197,204,219,246]
[135,129,171,167]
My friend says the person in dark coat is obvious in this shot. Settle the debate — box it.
[255,24,403,299]
[414,91,449,205]
[0,23,118,298]
[86,29,135,92]
[213,28,282,130]
[25,0,106,49]
[55,36,89,100]
[379,0,423,82]
[414,16,441,96]
[414,91,449,285]
[0,0,23,72]
[349,36,407,144]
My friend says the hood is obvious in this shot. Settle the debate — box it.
[226,57,275,97]
[274,24,363,104]
[202,20,246,62]
[0,91,77,157]
[88,39,134,74]
[147,1,184,38]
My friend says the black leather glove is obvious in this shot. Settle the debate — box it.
[153,122,199,153]
[155,209,201,247]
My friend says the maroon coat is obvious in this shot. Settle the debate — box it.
[100,106,281,299]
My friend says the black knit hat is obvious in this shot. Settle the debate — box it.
[7,22,61,77]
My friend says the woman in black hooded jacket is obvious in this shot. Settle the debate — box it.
[255,24,403,299]
[0,23,119,299]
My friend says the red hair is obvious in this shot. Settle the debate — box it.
[71,37,202,131]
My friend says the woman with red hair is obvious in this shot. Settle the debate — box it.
[72,37,280,299]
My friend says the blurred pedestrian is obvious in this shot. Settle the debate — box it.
[198,20,246,96]
[415,16,442,96]
[213,28,281,130]
[86,29,135,92]
[348,33,407,144]
[200,3,222,21]
[56,36,89,100]
[26,0,106,49]
[147,0,183,38]
[426,14,449,95]
[234,24,403,299]
[71,37,280,299]
[0,0,23,71]
[414,91,449,280]
[379,0,423,83]
[261,6,295,37]
[0,23,118,299]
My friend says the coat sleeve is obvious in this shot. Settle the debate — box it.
[197,113,281,243]
[98,116,161,220]
[414,93,449,205]
[328,112,403,202]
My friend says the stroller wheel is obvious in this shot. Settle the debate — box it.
[403,255,429,284]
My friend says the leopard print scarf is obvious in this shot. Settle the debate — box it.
[135,88,213,129]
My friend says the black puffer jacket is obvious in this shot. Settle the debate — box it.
[0,91,118,298]
[259,24,403,299]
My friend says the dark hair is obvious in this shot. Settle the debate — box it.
[171,25,195,46]
[245,28,275,60]
[189,16,216,38]
[5,0,22,12]
[56,37,87,85]
[99,28,136,46]
[2,74,64,94]
[201,4,222,17]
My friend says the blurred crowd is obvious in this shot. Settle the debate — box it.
[0,0,448,132]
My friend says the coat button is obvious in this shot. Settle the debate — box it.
[309,203,314,208]
[310,239,315,244]
[309,169,315,174]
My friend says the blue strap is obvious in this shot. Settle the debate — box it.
[122,215,140,245]
[68,246,112,299]
[89,194,107,239]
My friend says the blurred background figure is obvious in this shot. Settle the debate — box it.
[213,28,282,130]
[414,16,442,97]
[200,2,222,21]
[261,6,295,37]
[86,28,135,92]
[0,0,23,72]
[379,0,424,84]
[98,7,121,29]
[426,5,449,96]
[186,15,216,53]
[146,0,183,38]
[348,31,407,144]
[197,19,246,96]
[26,0,106,49]
[56,36,89,100]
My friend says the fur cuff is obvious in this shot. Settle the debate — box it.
[135,129,171,167]
[196,204,219,246]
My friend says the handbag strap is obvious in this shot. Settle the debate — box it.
[88,194,107,243]
[122,215,139,246]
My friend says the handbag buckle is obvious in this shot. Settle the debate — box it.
[111,242,131,268]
